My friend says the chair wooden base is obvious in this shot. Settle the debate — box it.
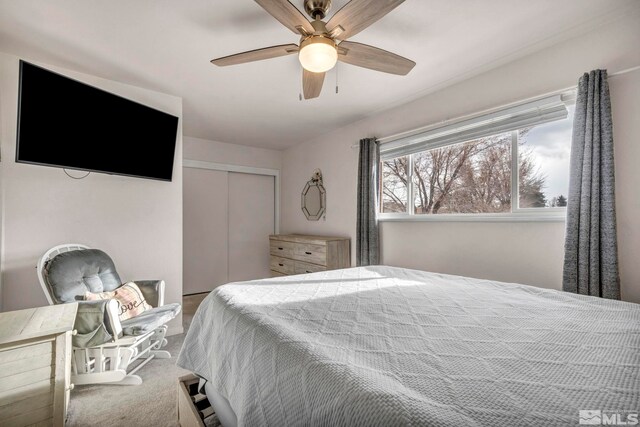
[72,370,140,385]
[71,325,169,386]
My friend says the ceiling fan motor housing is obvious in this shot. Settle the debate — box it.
[304,0,332,19]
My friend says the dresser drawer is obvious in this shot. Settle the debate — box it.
[270,256,295,275]
[270,270,287,278]
[292,243,327,265]
[269,235,350,277]
[294,260,327,275]
[270,240,295,258]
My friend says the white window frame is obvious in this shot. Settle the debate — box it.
[378,93,575,223]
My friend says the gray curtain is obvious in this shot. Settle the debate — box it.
[356,138,380,266]
[563,70,620,299]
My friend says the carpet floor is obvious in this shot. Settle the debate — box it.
[67,293,211,427]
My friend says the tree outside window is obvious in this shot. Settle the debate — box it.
[380,109,572,216]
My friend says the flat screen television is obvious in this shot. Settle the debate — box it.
[16,61,179,181]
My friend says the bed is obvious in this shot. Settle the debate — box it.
[177,266,640,426]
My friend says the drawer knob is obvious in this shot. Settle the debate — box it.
[306,270,312,273]
[278,263,284,267]
[305,251,312,255]
[278,247,284,250]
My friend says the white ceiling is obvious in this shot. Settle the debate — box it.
[0,0,637,149]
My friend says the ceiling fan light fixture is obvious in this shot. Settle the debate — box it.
[210,0,415,99]
[298,36,338,73]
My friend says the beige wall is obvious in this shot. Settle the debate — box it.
[280,14,640,303]
[0,53,184,333]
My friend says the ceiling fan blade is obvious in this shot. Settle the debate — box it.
[211,44,299,67]
[326,0,405,41]
[255,0,315,35]
[338,41,415,75]
[302,69,325,99]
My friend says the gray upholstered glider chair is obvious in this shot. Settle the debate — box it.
[37,244,181,385]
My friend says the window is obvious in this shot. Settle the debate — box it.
[518,105,574,209]
[381,157,408,213]
[379,95,573,220]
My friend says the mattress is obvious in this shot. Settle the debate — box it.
[177,266,640,426]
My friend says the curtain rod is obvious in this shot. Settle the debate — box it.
[608,64,640,77]
[350,64,640,149]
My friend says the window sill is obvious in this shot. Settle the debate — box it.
[378,212,566,223]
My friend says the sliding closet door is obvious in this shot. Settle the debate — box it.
[183,168,229,294]
[227,172,275,282]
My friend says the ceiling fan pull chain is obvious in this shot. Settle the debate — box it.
[335,62,339,94]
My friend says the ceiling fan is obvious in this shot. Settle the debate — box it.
[211,0,416,99]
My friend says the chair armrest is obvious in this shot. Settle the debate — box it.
[135,280,165,307]
[73,299,122,348]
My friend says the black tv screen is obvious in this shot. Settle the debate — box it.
[16,61,179,181]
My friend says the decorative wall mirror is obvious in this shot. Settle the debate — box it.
[301,169,326,221]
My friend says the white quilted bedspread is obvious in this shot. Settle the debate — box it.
[177,266,640,426]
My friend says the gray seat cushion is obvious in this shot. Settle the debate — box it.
[120,303,181,336]
[44,249,122,303]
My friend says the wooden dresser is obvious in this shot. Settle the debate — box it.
[269,234,350,277]
[0,303,77,427]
